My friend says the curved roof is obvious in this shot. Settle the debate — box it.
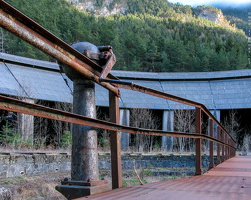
[1,52,251,110]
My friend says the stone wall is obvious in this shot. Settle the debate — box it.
[0,153,71,178]
[0,153,213,178]
[100,153,212,169]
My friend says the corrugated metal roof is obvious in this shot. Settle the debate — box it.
[0,52,59,71]
[211,79,251,109]
[0,61,72,103]
[1,52,251,110]
[112,69,251,80]
[0,62,22,96]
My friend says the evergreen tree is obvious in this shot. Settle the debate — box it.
[3,0,249,72]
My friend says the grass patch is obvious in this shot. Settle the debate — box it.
[0,172,69,200]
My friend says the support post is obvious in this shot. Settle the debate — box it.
[217,127,221,164]
[230,140,232,158]
[225,136,228,160]
[56,79,111,199]
[227,138,230,159]
[18,98,34,144]
[209,119,214,170]
[231,140,235,158]
[210,110,221,138]
[162,110,174,152]
[195,107,202,175]
[120,109,130,152]
[109,91,122,189]
[71,79,99,181]
[222,132,225,162]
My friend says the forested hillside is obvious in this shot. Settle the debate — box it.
[1,0,249,72]
[218,5,251,36]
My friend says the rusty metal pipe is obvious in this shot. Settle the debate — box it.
[0,0,236,154]
[117,83,235,143]
[0,95,235,150]
[195,108,202,175]
[0,1,119,96]
[0,0,235,145]
[71,79,99,181]
[109,91,122,189]
[209,119,214,170]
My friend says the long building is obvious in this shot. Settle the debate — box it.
[0,52,250,150]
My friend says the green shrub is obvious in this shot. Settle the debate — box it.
[60,131,72,148]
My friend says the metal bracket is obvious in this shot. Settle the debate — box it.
[99,53,116,80]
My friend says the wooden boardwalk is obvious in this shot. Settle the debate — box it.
[77,156,251,200]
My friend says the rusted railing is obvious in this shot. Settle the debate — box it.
[0,0,236,191]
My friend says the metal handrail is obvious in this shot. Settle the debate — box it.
[117,82,236,143]
[0,0,235,145]
[0,0,119,95]
[0,0,236,191]
[0,94,236,150]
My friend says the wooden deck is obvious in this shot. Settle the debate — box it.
[77,156,251,200]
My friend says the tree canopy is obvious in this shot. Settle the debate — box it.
[2,0,249,72]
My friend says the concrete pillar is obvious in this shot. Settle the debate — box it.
[120,109,130,151]
[210,110,221,138]
[161,110,174,152]
[71,79,98,181]
[18,98,34,144]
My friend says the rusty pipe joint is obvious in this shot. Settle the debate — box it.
[98,45,113,66]
[61,42,114,80]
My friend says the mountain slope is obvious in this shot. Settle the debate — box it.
[1,0,249,72]
[215,5,251,36]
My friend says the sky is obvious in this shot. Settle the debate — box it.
[168,0,251,7]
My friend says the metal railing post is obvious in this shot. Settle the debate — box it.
[195,108,202,175]
[227,138,231,159]
[217,127,221,165]
[226,136,228,160]
[209,119,214,170]
[109,91,122,189]
[222,132,225,162]
[232,140,236,157]
[230,140,232,158]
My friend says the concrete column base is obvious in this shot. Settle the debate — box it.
[56,179,111,200]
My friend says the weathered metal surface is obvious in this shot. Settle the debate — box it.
[115,82,235,144]
[61,179,109,187]
[100,54,116,79]
[217,127,221,164]
[222,132,225,162]
[56,182,111,200]
[195,108,202,175]
[71,79,99,181]
[109,91,122,189]
[75,156,251,200]
[0,95,233,145]
[0,2,238,198]
[0,1,235,143]
[0,0,119,96]
[0,0,235,149]
[209,119,214,169]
